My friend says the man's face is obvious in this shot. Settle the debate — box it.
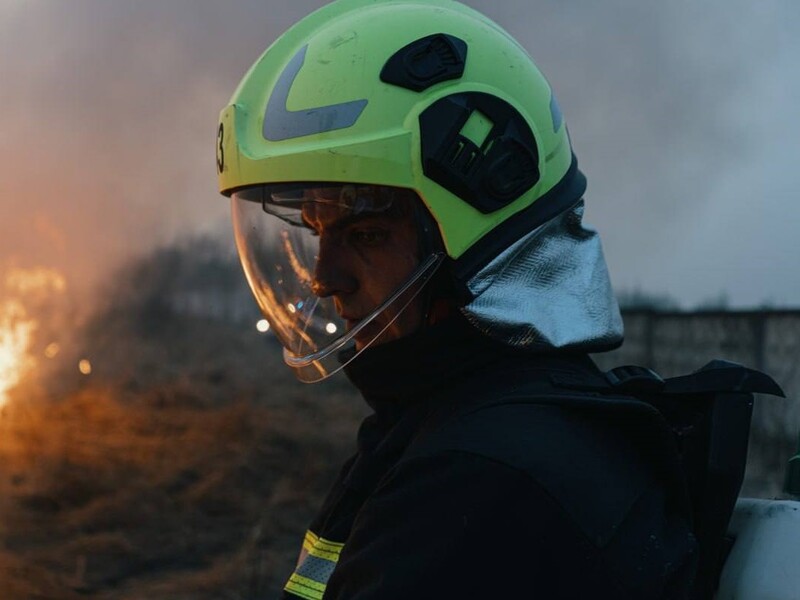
[301,199,421,350]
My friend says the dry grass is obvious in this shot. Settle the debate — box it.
[0,313,366,599]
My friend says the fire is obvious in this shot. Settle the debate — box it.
[6,267,66,295]
[0,299,36,405]
[0,266,67,406]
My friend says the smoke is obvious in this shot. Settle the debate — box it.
[484,0,800,307]
[1,0,797,306]
[0,0,326,294]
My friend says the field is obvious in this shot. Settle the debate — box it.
[0,307,366,599]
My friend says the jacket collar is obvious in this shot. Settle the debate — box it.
[343,313,519,415]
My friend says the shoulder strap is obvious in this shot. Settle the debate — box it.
[405,356,692,550]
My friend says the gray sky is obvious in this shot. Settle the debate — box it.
[1,0,798,307]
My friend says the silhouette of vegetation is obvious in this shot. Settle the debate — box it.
[0,237,365,599]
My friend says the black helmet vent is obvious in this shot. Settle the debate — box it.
[420,92,540,213]
[381,33,468,92]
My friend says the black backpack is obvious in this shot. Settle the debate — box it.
[412,355,785,598]
[558,359,785,599]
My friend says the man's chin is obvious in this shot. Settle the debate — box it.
[354,321,418,351]
[351,322,381,352]
[349,319,391,351]
[345,308,423,351]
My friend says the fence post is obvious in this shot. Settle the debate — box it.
[752,312,767,372]
[644,310,656,368]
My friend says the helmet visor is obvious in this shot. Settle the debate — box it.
[231,183,444,382]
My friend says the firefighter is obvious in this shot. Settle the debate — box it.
[217,0,697,597]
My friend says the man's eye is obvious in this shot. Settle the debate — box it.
[349,228,388,246]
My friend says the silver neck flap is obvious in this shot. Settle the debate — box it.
[461,200,624,352]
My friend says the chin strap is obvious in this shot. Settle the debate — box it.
[409,193,459,329]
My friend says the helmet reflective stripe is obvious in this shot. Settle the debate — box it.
[549,93,564,133]
[263,45,368,142]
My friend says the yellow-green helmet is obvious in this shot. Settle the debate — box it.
[219,0,622,382]
[217,0,583,262]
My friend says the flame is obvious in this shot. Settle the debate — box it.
[5,267,66,295]
[0,299,36,405]
[0,266,67,406]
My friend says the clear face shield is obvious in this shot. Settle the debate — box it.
[231,184,445,382]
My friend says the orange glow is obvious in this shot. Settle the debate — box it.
[0,299,36,405]
[5,266,66,295]
[280,230,312,287]
[78,359,92,375]
[0,265,67,405]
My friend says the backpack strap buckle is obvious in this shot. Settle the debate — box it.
[664,359,785,397]
[605,365,665,393]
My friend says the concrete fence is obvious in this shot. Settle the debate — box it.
[168,289,800,496]
[594,309,800,496]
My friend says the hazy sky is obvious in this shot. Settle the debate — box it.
[1,0,798,307]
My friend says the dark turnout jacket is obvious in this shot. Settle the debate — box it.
[282,316,697,599]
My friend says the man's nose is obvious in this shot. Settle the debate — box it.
[311,236,357,298]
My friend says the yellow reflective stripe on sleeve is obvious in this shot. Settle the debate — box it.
[302,530,318,553]
[301,530,344,561]
[304,530,344,553]
[285,573,326,600]
[284,530,345,599]
[308,545,343,561]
